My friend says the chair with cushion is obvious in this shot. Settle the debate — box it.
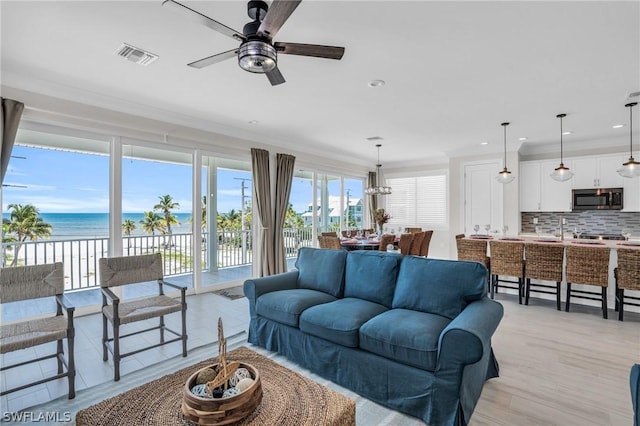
[614,248,640,321]
[319,235,343,250]
[565,245,610,319]
[420,230,434,257]
[99,253,187,381]
[378,234,396,251]
[524,242,565,310]
[398,233,415,255]
[0,263,75,399]
[489,240,525,303]
[409,231,426,255]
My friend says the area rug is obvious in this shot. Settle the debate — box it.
[76,346,355,426]
[212,285,246,300]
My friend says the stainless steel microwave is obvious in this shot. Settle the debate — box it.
[572,188,623,211]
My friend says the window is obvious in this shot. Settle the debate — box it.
[386,174,448,229]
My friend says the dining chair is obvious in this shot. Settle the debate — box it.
[409,231,426,255]
[524,242,565,310]
[99,253,188,381]
[614,248,640,321]
[420,230,434,257]
[319,235,343,250]
[489,240,525,303]
[321,232,338,237]
[378,234,396,251]
[398,233,414,255]
[405,227,422,233]
[565,245,610,319]
[0,263,76,399]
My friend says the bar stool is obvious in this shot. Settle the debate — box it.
[615,248,640,321]
[489,240,525,303]
[524,242,565,310]
[456,237,490,290]
[565,245,610,319]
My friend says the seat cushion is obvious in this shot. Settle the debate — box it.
[0,316,68,354]
[344,251,401,307]
[299,298,388,347]
[359,309,451,372]
[256,289,337,327]
[393,257,487,319]
[295,247,347,297]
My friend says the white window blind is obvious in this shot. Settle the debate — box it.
[386,175,447,227]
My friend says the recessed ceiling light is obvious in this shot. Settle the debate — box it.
[248,120,259,125]
[518,137,528,141]
[480,141,489,145]
[368,80,386,88]
[562,131,573,135]
[613,124,625,129]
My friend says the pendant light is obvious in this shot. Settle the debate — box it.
[364,144,392,195]
[550,113,574,182]
[496,122,515,184]
[617,102,640,178]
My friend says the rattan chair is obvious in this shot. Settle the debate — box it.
[455,233,466,240]
[409,231,426,255]
[378,234,396,251]
[321,232,338,237]
[0,263,76,399]
[489,240,525,303]
[524,242,565,310]
[405,227,422,233]
[614,248,640,321]
[399,233,415,254]
[457,237,490,291]
[420,230,434,257]
[99,253,187,381]
[319,235,343,250]
[565,245,610,319]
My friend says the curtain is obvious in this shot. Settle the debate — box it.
[1,98,25,184]
[251,148,275,277]
[368,171,378,225]
[273,153,296,274]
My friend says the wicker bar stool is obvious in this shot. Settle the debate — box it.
[456,237,490,290]
[378,234,396,251]
[524,242,565,310]
[614,248,640,321]
[489,240,525,303]
[399,233,415,254]
[565,245,610,319]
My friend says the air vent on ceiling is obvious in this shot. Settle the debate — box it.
[115,43,158,66]
[626,91,640,102]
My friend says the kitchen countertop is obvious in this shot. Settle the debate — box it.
[465,233,640,249]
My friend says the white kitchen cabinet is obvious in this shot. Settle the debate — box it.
[519,160,572,212]
[571,154,625,189]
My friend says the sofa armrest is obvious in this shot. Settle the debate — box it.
[243,270,299,304]
[436,297,503,370]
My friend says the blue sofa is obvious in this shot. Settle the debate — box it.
[244,248,503,425]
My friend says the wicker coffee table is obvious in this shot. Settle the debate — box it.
[76,346,355,425]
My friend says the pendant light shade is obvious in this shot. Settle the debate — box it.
[550,113,574,182]
[617,102,640,178]
[365,144,392,195]
[496,122,515,184]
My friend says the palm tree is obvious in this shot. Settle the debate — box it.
[122,218,136,248]
[140,211,165,249]
[5,204,52,267]
[154,195,180,247]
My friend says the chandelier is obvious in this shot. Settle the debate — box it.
[365,144,392,195]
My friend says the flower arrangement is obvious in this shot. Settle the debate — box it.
[373,208,391,234]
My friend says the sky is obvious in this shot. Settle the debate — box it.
[2,145,363,215]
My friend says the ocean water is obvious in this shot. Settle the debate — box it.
[2,212,196,240]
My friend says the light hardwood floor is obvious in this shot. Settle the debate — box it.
[1,289,638,425]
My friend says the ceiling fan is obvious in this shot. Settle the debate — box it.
[162,0,345,86]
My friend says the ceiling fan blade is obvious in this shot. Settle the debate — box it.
[266,66,286,86]
[162,0,245,42]
[274,42,345,60]
[188,49,238,68]
[257,0,301,39]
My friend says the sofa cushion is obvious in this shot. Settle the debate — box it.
[392,257,487,319]
[299,298,388,347]
[359,309,451,372]
[344,251,401,307]
[295,247,347,298]
[256,289,337,327]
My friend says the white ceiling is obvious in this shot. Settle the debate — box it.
[1,1,639,169]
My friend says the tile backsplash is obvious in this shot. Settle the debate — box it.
[521,211,640,235]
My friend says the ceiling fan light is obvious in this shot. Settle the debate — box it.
[550,164,574,182]
[238,41,276,73]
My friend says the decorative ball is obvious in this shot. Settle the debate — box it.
[229,368,252,386]
[236,378,254,392]
[196,367,217,385]
[222,387,240,398]
[191,384,213,398]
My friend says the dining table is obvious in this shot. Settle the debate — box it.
[340,237,400,251]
